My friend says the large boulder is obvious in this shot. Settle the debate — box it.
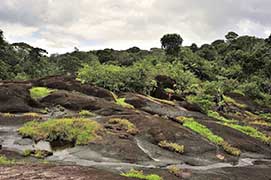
[40,90,124,115]
[33,75,115,101]
[0,83,36,113]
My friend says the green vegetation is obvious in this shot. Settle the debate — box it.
[1,29,271,115]
[23,149,52,159]
[0,155,15,165]
[259,113,271,122]
[224,123,271,145]
[223,96,247,108]
[176,116,241,156]
[121,169,163,180]
[207,110,236,123]
[30,87,56,100]
[250,120,271,127]
[115,98,135,109]
[78,110,96,117]
[158,140,184,154]
[108,118,139,135]
[147,96,176,106]
[18,118,101,145]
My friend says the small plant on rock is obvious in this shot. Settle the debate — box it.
[158,140,184,154]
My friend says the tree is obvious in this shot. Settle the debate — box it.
[0,29,5,46]
[190,43,198,52]
[127,46,140,53]
[225,32,239,41]
[265,34,271,44]
[160,34,183,56]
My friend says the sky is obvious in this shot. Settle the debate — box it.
[0,0,271,54]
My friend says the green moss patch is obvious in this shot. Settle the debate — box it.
[176,116,241,156]
[121,169,163,180]
[115,98,135,109]
[223,96,247,109]
[207,110,236,123]
[108,118,139,135]
[30,87,56,100]
[158,140,184,154]
[18,118,101,145]
[224,123,271,145]
[0,155,15,165]
[78,110,96,117]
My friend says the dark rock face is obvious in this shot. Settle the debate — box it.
[41,90,123,113]
[0,83,36,113]
[33,75,115,101]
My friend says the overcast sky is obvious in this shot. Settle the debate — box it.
[0,0,270,54]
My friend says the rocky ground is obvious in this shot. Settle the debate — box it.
[0,75,271,180]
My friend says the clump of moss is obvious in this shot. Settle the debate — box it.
[78,110,96,117]
[108,118,139,135]
[223,96,247,109]
[168,165,183,177]
[250,120,271,127]
[23,149,52,159]
[207,110,236,123]
[30,87,56,100]
[158,140,184,154]
[121,169,163,180]
[18,118,101,145]
[115,98,135,109]
[176,116,241,156]
[224,123,271,145]
[0,155,15,165]
[23,112,42,118]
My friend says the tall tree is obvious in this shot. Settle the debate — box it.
[161,34,183,56]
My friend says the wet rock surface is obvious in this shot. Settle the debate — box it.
[0,77,271,180]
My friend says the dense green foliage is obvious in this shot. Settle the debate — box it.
[1,29,271,109]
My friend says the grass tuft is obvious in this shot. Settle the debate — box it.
[224,123,271,145]
[115,98,135,109]
[30,87,56,100]
[121,169,163,180]
[108,118,139,135]
[18,118,101,145]
[176,116,241,156]
[158,140,184,154]
[223,96,247,109]
[207,110,236,123]
[78,110,96,117]
[0,155,15,165]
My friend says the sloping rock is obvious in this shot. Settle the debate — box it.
[33,75,115,101]
[0,83,37,113]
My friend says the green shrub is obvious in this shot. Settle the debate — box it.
[30,87,56,100]
[18,118,101,145]
[187,95,214,113]
[121,169,163,180]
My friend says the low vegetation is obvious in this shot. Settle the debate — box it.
[108,118,139,135]
[18,118,101,145]
[176,116,241,156]
[158,140,184,154]
[78,110,96,117]
[223,96,247,109]
[30,87,56,100]
[207,110,236,123]
[0,155,15,165]
[23,112,42,118]
[223,123,271,145]
[115,98,135,109]
[121,169,163,180]
[23,149,52,159]
[147,96,176,106]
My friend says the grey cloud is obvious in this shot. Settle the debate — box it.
[0,0,270,53]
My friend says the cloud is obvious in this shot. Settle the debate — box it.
[0,0,270,53]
